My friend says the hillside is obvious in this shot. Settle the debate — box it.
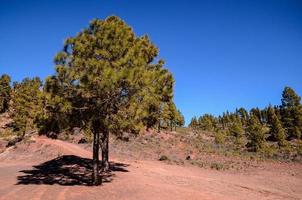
[0,130,301,199]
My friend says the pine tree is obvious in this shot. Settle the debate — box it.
[0,74,11,113]
[198,114,216,131]
[11,77,43,135]
[158,102,171,132]
[237,107,249,126]
[265,105,275,125]
[250,107,263,124]
[167,102,179,131]
[189,117,198,128]
[281,87,301,107]
[230,117,245,148]
[221,112,230,129]
[246,114,267,152]
[175,109,185,129]
[269,107,287,147]
[44,16,174,185]
[274,105,282,119]
[36,83,73,136]
[280,87,302,139]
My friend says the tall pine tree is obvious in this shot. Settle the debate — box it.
[280,87,302,139]
[266,105,286,147]
[44,16,175,185]
[246,114,267,152]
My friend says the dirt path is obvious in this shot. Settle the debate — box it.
[0,137,301,200]
[35,137,92,158]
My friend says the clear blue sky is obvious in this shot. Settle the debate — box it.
[1,0,302,125]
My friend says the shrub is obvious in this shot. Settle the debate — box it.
[6,136,23,147]
[159,155,169,161]
[0,128,14,140]
[210,162,224,170]
[214,130,226,144]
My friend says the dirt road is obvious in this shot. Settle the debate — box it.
[0,137,301,200]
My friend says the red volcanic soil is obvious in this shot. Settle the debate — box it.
[0,136,301,200]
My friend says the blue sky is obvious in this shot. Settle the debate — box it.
[1,0,302,124]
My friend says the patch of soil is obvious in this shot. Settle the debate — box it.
[0,135,301,200]
[0,139,8,153]
[0,112,13,131]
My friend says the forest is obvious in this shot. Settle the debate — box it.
[189,86,302,156]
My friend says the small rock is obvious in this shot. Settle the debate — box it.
[72,127,81,135]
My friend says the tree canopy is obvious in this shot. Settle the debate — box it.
[43,16,175,185]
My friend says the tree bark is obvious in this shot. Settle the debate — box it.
[101,128,110,172]
[92,123,101,185]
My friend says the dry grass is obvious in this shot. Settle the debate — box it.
[108,127,302,172]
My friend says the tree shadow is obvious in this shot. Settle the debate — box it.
[16,155,129,186]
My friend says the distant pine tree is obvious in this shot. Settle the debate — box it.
[189,117,198,128]
[236,107,249,126]
[250,107,263,124]
[280,87,302,139]
[266,105,286,147]
[198,114,217,131]
[175,109,185,130]
[0,74,11,113]
[230,117,245,148]
[246,114,267,152]
[11,77,43,135]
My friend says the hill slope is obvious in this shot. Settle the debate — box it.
[0,136,301,200]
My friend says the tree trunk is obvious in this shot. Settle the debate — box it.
[101,128,110,172]
[92,124,101,186]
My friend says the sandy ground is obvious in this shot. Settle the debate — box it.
[0,137,301,200]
